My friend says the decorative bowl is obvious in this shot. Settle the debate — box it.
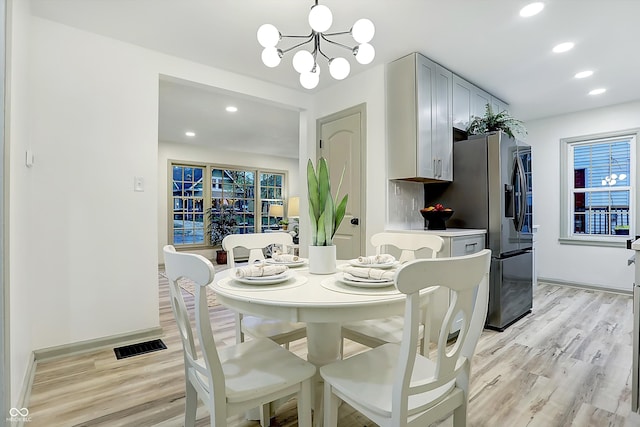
[419,209,454,230]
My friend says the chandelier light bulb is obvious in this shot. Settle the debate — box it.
[308,4,333,33]
[292,50,315,73]
[257,24,280,48]
[619,173,627,180]
[261,47,282,68]
[610,179,617,186]
[351,18,375,43]
[300,69,320,89]
[329,57,351,80]
[601,179,607,186]
[354,43,375,64]
[611,173,618,180]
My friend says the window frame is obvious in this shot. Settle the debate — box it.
[559,128,639,247]
[168,160,288,249]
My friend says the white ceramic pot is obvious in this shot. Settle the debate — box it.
[308,245,337,274]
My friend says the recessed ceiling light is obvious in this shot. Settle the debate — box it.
[574,70,594,79]
[520,2,544,17]
[552,42,574,53]
[588,88,606,95]
[226,106,238,113]
[185,131,196,137]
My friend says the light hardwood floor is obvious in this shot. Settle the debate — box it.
[27,270,640,427]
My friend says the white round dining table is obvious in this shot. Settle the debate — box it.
[210,261,407,425]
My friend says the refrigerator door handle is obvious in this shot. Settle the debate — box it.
[510,157,521,230]
[516,155,527,232]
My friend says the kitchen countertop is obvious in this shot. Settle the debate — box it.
[384,228,486,237]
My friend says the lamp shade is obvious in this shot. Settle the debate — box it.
[268,204,284,217]
[288,197,300,217]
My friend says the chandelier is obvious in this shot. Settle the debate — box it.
[601,173,627,186]
[257,1,375,89]
[601,156,628,186]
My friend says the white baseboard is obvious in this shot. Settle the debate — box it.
[538,276,631,296]
[33,326,164,362]
[11,352,36,427]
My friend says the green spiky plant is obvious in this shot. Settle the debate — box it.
[467,104,527,139]
[307,157,348,246]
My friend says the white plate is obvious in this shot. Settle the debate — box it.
[337,275,394,288]
[265,258,307,267]
[234,271,292,285]
[348,259,398,269]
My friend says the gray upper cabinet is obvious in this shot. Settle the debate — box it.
[387,52,452,182]
[452,75,509,131]
[491,96,509,115]
[453,75,473,130]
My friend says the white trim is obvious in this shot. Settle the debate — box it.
[12,352,35,427]
[560,128,639,245]
[538,277,631,296]
[33,326,163,362]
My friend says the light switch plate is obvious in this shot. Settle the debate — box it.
[134,176,145,192]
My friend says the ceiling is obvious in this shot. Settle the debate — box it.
[30,0,640,157]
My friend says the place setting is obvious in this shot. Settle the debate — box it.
[218,261,307,291]
[264,250,308,268]
[324,254,401,295]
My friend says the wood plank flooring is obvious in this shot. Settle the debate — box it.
[26,270,640,427]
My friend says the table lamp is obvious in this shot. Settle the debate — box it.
[288,197,300,218]
[268,204,284,228]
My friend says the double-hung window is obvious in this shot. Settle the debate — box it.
[560,129,638,246]
[171,162,286,248]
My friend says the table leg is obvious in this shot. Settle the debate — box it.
[305,322,342,427]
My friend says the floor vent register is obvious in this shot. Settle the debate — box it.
[114,339,167,360]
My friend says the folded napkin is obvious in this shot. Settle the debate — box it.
[344,266,395,281]
[357,254,396,265]
[235,263,288,278]
[271,252,300,263]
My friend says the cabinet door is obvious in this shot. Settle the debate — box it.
[452,75,473,131]
[416,54,436,178]
[433,64,453,181]
[491,96,509,114]
[472,86,491,119]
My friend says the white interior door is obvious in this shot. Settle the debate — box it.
[318,105,365,260]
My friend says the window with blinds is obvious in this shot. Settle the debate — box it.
[561,130,637,245]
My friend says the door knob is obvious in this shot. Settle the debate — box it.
[350,217,359,225]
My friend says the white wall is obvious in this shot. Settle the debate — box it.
[8,0,35,406]
[8,13,311,406]
[157,141,300,261]
[526,100,640,291]
[314,65,387,255]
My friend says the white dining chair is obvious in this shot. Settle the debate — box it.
[222,233,307,347]
[341,232,444,356]
[321,249,491,427]
[163,245,316,427]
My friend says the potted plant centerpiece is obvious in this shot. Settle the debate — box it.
[307,157,348,274]
[467,104,527,139]
[207,204,238,264]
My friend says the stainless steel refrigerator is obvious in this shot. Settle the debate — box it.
[426,131,533,330]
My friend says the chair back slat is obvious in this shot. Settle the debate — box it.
[371,232,444,263]
[223,232,293,267]
[392,249,491,419]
